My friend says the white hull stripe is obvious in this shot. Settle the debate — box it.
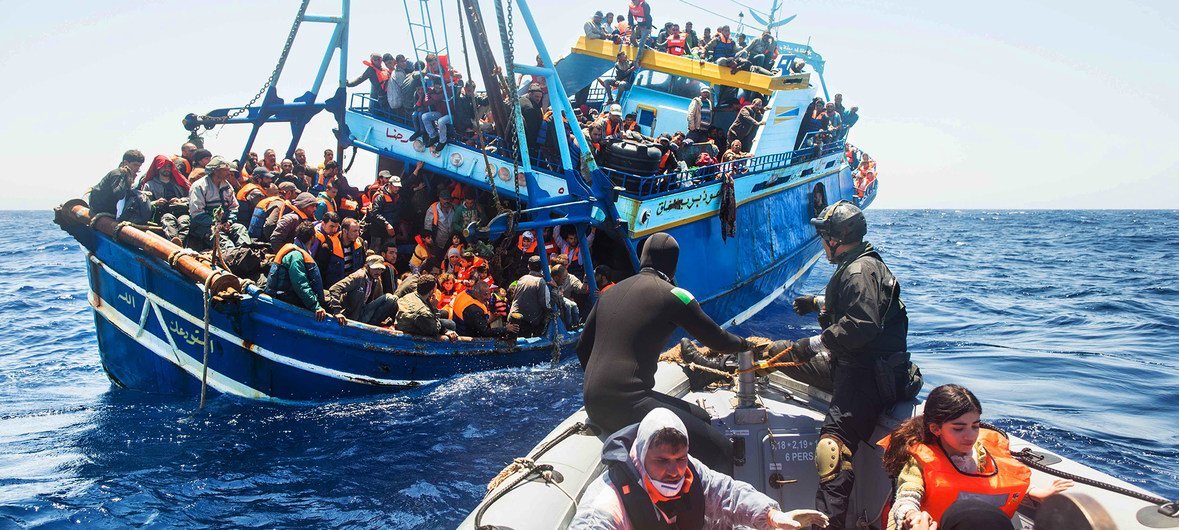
[91,291,273,400]
[90,256,437,388]
[722,251,823,329]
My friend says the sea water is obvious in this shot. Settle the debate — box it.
[1,209,1176,528]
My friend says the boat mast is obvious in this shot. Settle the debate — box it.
[458,0,511,140]
[182,0,352,166]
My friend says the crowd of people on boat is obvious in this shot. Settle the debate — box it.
[87,145,611,342]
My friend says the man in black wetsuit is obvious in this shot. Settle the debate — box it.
[577,232,749,475]
[786,200,911,529]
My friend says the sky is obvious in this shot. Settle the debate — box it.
[0,0,1176,210]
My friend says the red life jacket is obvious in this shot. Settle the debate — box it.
[665,34,686,55]
[628,2,649,25]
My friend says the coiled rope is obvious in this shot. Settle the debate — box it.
[475,422,590,529]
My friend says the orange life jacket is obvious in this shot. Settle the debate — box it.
[362,59,391,90]
[256,195,288,214]
[517,234,538,253]
[318,195,337,215]
[880,428,1031,524]
[173,156,193,178]
[603,118,622,138]
[236,183,263,202]
[339,197,359,213]
[274,243,314,265]
[315,231,363,260]
[450,291,489,325]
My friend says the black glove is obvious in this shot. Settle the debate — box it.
[790,337,820,363]
[793,295,818,315]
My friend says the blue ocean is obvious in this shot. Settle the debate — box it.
[1,209,1176,528]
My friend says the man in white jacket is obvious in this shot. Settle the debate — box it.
[570,408,829,530]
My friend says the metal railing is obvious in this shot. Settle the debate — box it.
[599,139,845,198]
[348,92,568,181]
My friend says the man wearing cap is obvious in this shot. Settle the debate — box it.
[600,104,625,139]
[269,191,319,251]
[187,156,250,251]
[252,181,300,240]
[326,254,399,326]
[235,167,273,224]
[509,255,551,337]
[519,83,545,150]
[366,170,402,251]
[687,86,714,142]
[424,189,457,253]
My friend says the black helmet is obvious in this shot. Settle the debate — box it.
[810,200,866,243]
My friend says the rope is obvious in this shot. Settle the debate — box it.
[979,422,1178,514]
[476,422,588,529]
[343,145,358,174]
[1011,447,1176,509]
[88,212,115,228]
[198,273,215,409]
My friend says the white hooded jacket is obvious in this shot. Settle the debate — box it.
[569,408,780,530]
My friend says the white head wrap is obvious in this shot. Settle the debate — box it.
[629,408,689,497]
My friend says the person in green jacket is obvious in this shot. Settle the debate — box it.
[264,220,346,325]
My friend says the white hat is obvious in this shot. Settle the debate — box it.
[609,103,623,117]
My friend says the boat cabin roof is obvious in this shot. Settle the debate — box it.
[570,36,810,94]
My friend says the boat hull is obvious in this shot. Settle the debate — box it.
[81,231,576,402]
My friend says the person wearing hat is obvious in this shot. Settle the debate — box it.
[251,181,299,240]
[366,170,402,251]
[235,167,273,225]
[326,254,399,326]
[187,155,251,251]
[424,188,457,253]
[599,103,625,139]
[519,83,545,150]
[687,86,714,142]
[269,191,319,251]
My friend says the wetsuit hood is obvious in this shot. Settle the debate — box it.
[639,232,679,280]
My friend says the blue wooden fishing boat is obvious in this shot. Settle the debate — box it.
[56,0,877,401]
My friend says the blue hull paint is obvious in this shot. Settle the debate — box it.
[70,151,863,402]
